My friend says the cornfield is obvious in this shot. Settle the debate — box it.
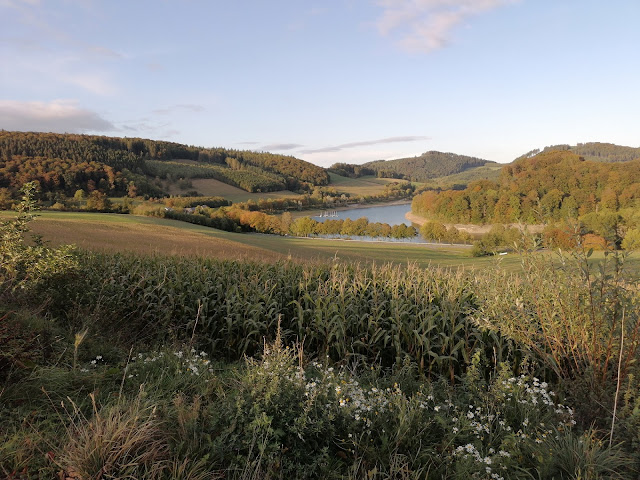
[56,253,506,379]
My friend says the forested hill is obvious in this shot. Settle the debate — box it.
[0,131,329,196]
[412,150,640,224]
[331,151,495,181]
[516,142,640,164]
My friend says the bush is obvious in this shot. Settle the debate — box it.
[0,182,78,298]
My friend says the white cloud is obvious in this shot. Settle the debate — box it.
[300,135,429,154]
[259,143,304,151]
[376,0,517,53]
[0,99,115,132]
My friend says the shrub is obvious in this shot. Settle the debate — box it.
[0,182,78,298]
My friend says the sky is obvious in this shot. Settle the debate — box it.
[1,0,639,167]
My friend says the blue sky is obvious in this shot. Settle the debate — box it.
[1,0,639,167]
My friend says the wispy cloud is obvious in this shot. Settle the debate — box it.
[300,135,429,154]
[376,0,517,53]
[260,143,304,151]
[0,99,115,132]
[2,0,123,95]
[152,104,205,115]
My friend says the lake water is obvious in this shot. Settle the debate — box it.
[315,203,413,226]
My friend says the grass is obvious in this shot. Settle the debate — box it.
[3,210,638,273]
[177,178,304,203]
[0,211,286,263]
[157,168,410,204]
[176,173,408,203]
[327,173,409,197]
[0,211,493,269]
[416,164,502,189]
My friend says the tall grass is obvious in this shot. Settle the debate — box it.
[53,254,501,380]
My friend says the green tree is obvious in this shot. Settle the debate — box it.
[540,189,564,220]
[420,221,447,242]
[290,217,317,237]
[85,190,112,211]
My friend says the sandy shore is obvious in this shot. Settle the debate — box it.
[405,211,545,235]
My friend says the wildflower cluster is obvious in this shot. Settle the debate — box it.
[124,347,214,379]
[448,373,577,477]
[171,348,213,376]
[304,361,403,430]
[453,444,509,480]
[76,346,216,399]
[79,355,104,372]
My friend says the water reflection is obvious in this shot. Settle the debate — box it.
[314,203,413,226]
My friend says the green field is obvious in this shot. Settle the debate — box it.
[7,210,634,273]
[416,164,502,189]
[146,165,417,208]
[3,210,524,269]
[327,172,410,196]
[169,173,408,203]
[167,177,305,203]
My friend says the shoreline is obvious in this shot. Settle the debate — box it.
[405,211,546,235]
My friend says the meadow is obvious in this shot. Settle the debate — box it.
[1,191,639,479]
[327,173,411,197]
[1,211,534,270]
[172,178,305,203]
[162,170,406,203]
[416,164,502,190]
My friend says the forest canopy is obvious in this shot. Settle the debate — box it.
[331,151,495,182]
[0,131,329,198]
[412,150,640,224]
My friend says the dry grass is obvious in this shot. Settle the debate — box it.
[60,393,169,480]
[27,215,287,263]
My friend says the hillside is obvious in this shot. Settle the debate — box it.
[412,149,640,224]
[414,163,502,190]
[331,151,496,182]
[516,142,640,163]
[0,131,329,199]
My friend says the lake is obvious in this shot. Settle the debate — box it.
[314,202,413,226]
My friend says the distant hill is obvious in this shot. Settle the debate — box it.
[516,142,640,164]
[412,150,640,224]
[414,164,502,191]
[331,151,496,182]
[0,131,329,198]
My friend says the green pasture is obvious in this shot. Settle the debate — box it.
[0,210,490,268]
[173,177,305,203]
[3,210,637,272]
[327,173,409,196]
[417,164,502,189]
[183,173,406,203]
